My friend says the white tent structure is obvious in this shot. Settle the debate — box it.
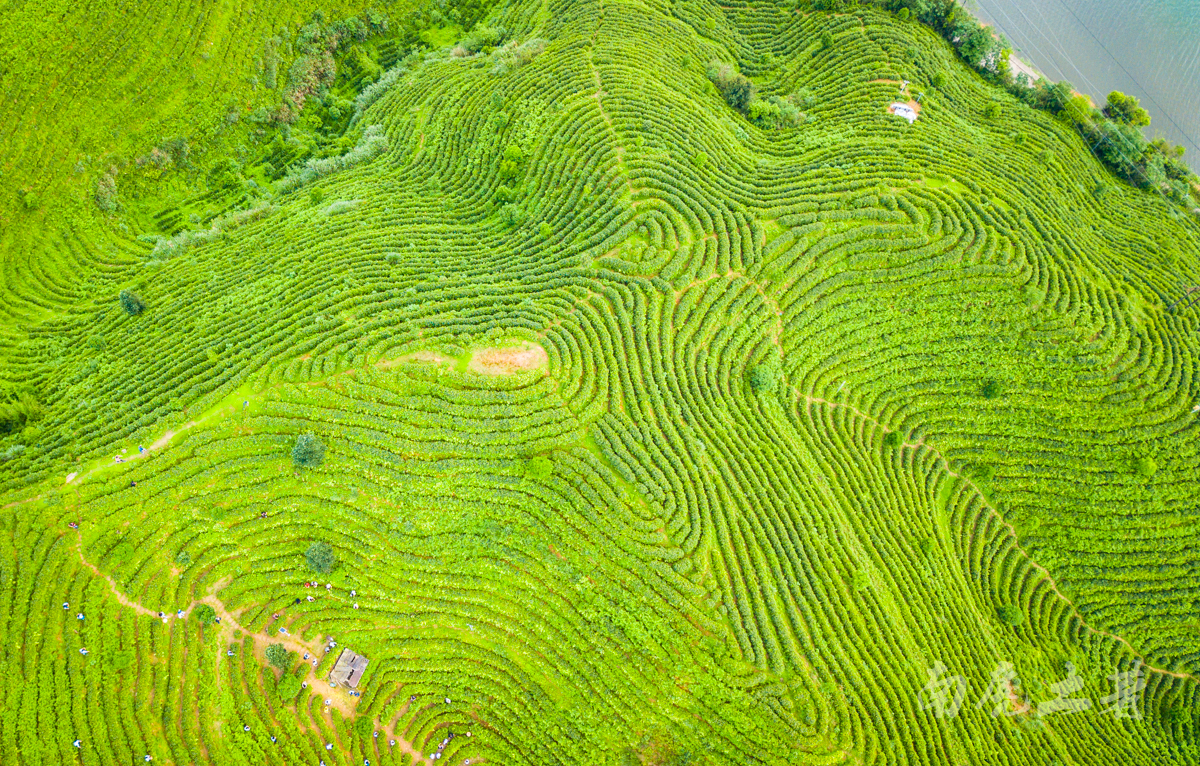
[889,103,918,124]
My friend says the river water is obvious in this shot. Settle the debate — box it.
[972,0,1200,161]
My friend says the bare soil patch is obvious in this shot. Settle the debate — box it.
[468,342,548,375]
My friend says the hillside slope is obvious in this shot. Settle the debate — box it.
[1,0,1198,764]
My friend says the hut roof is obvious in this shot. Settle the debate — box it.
[329,648,368,688]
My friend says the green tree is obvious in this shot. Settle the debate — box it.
[820,30,834,49]
[119,289,146,316]
[277,671,303,701]
[707,61,755,113]
[193,604,217,625]
[1104,91,1150,127]
[292,434,325,467]
[748,360,780,393]
[524,455,553,480]
[265,643,292,671]
[306,541,336,573]
[1133,455,1157,477]
[997,604,1024,626]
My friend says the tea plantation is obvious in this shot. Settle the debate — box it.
[1,0,1199,764]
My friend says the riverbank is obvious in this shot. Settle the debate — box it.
[972,0,1199,161]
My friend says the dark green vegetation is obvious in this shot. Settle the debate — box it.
[293,433,327,467]
[266,643,293,671]
[306,540,337,574]
[874,0,1197,202]
[1,0,1199,765]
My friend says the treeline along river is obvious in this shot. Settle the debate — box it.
[974,0,1200,161]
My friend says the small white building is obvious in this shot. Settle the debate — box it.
[890,103,918,124]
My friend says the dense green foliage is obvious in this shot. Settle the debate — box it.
[305,541,336,573]
[266,643,293,671]
[292,434,326,467]
[0,0,1198,764]
[194,604,218,625]
[118,289,147,316]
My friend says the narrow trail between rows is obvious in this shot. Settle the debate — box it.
[73,533,434,764]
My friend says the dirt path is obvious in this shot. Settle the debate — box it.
[73,539,433,761]
[1009,53,1041,82]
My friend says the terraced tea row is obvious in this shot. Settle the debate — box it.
[1,0,1198,762]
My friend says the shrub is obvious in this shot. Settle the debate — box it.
[1134,456,1157,477]
[277,672,303,701]
[692,152,708,168]
[491,38,547,75]
[354,717,374,738]
[882,431,901,448]
[310,188,326,205]
[193,604,218,625]
[265,643,292,671]
[707,61,755,113]
[820,30,834,49]
[306,541,336,573]
[0,392,43,436]
[175,550,192,567]
[980,380,1000,399]
[95,168,118,212]
[458,25,503,55]
[748,361,780,393]
[276,124,389,194]
[321,200,360,215]
[997,605,1024,626]
[749,95,805,128]
[119,290,146,316]
[499,203,527,228]
[983,102,1000,119]
[539,222,553,238]
[524,456,553,480]
[499,145,524,179]
[292,434,325,467]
